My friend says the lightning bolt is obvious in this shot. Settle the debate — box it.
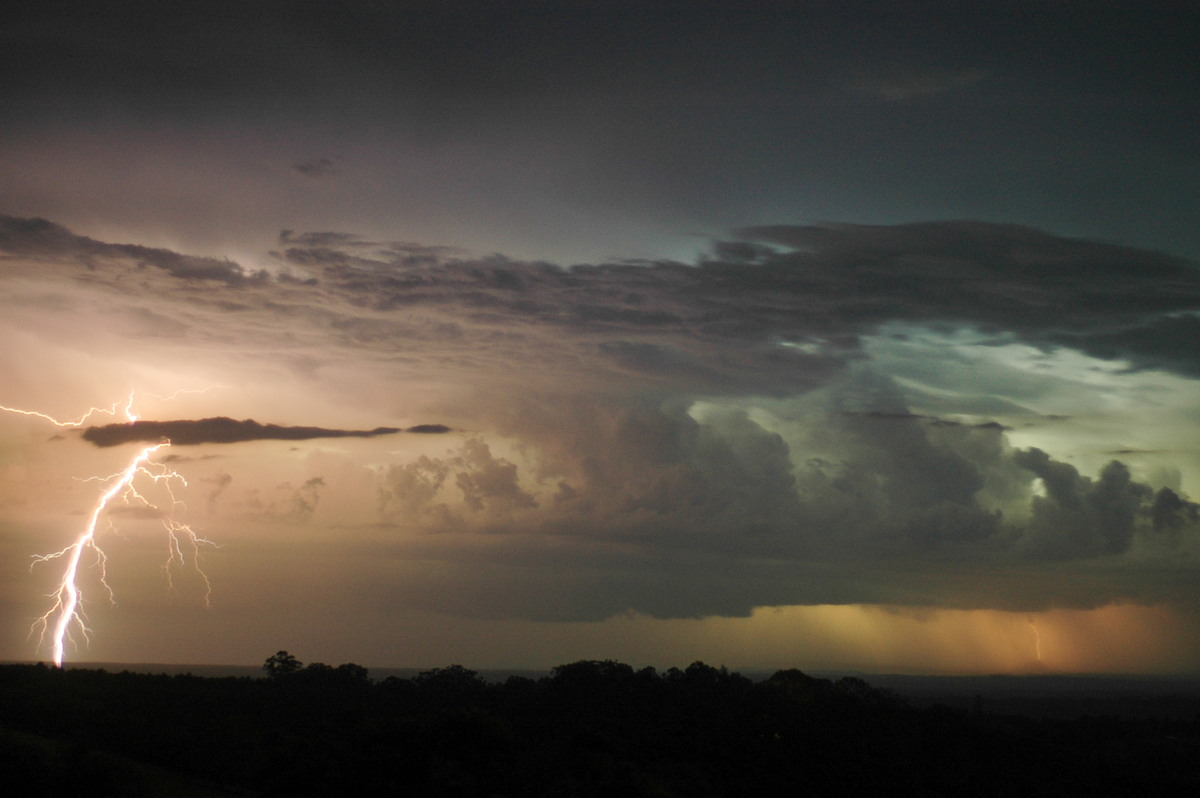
[0,387,217,428]
[0,390,138,427]
[4,394,215,667]
[1028,617,1043,663]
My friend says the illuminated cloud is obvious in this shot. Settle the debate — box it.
[5,218,1200,610]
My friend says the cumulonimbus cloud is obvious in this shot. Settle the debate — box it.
[6,215,1200,620]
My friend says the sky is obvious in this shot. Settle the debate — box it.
[2,1,1200,675]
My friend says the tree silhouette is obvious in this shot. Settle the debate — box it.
[262,650,302,679]
[1,658,1198,796]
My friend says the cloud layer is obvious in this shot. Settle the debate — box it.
[4,216,1200,632]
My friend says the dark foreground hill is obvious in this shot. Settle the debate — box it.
[2,658,1199,797]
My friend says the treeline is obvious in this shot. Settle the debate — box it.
[1,657,1199,796]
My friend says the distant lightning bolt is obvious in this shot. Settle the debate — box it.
[0,390,138,427]
[4,394,214,667]
[1028,617,1043,663]
[1,387,217,429]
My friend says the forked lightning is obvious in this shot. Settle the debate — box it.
[3,393,213,666]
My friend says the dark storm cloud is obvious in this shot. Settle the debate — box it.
[8,212,1200,399]
[59,209,1191,360]
[4,2,1200,666]
[379,399,804,549]
[364,371,1199,611]
[4,1,1198,267]
[271,215,1200,614]
[406,424,453,435]
[1049,315,1200,379]
[9,215,1200,619]
[735,221,1200,332]
[0,2,846,110]
[9,1,1193,118]
[1150,488,1200,540]
[275,230,462,270]
[0,216,251,284]
[81,418,403,447]
[277,218,1200,382]
[1012,450,1151,558]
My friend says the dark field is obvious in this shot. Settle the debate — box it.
[2,660,1199,796]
